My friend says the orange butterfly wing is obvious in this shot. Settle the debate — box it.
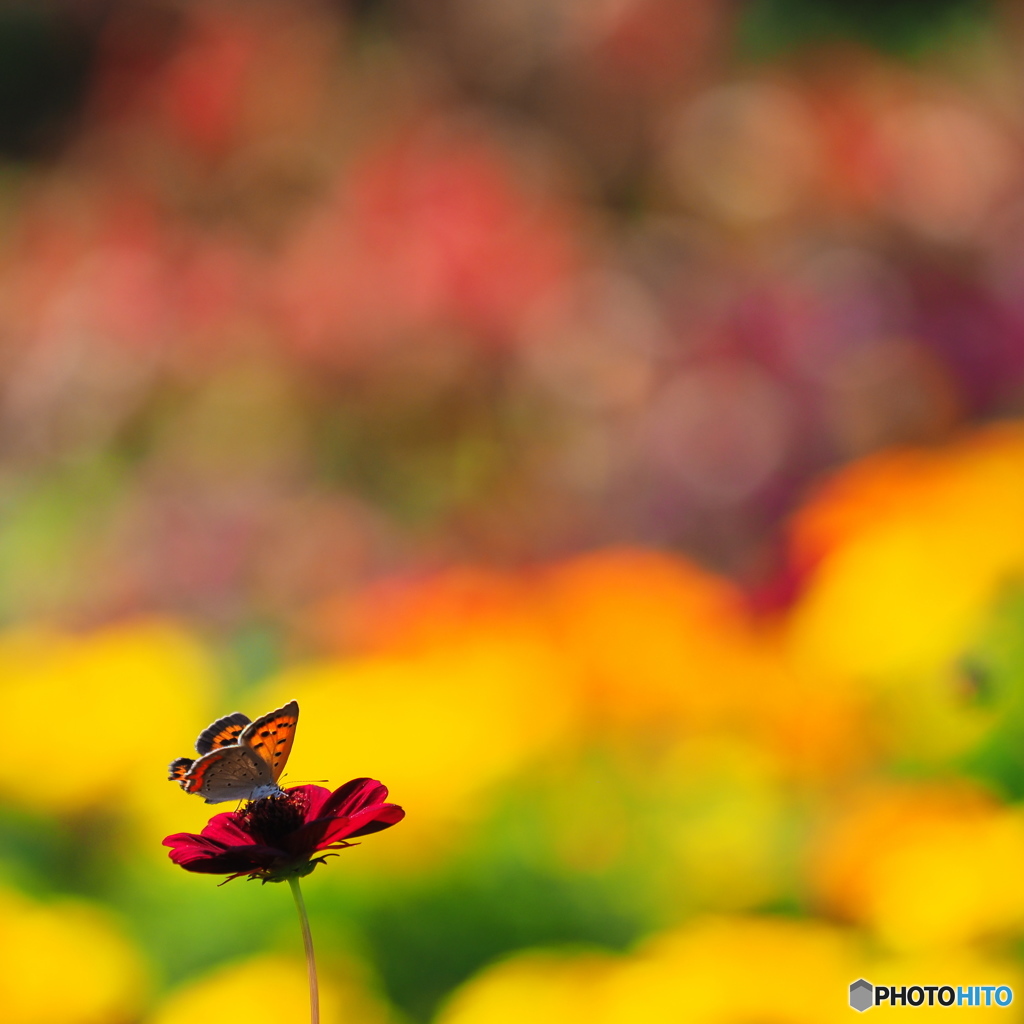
[168,756,194,783]
[181,744,276,802]
[195,712,251,755]
[240,700,299,782]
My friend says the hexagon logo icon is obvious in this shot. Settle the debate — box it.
[850,978,873,1012]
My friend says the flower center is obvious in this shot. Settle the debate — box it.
[239,789,307,846]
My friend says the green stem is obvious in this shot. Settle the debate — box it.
[289,876,320,1024]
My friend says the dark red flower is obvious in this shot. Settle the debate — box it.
[163,778,405,882]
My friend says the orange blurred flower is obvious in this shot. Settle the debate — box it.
[810,782,1024,950]
[539,548,751,729]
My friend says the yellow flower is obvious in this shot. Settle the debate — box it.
[643,737,790,914]
[146,953,391,1024]
[255,632,575,865]
[436,950,620,1024]
[605,916,864,1024]
[810,783,1024,950]
[869,947,1024,1018]
[441,917,866,1024]
[0,885,147,1024]
[0,618,218,815]
[787,423,1024,679]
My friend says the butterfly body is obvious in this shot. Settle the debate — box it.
[169,700,299,803]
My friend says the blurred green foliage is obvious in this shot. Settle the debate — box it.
[739,0,991,55]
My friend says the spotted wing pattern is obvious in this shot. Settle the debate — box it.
[169,699,300,803]
[239,700,299,782]
[182,745,278,803]
[195,712,251,755]
[168,756,194,782]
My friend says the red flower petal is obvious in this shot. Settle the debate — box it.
[200,811,259,846]
[319,778,388,819]
[164,832,228,855]
[173,845,287,874]
[164,833,231,865]
[290,800,405,851]
[164,777,405,879]
[345,803,406,839]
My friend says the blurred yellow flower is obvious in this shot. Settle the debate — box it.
[435,918,1024,1024]
[436,949,619,1024]
[647,737,790,914]
[255,632,575,864]
[0,885,147,1024]
[811,783,1024,950]
[308,551,875,795]
[0,618,218,814]
[605,916,864,1024]
[312,551,755,737]
[869,947,1024,1019]
[146,953,390,1024]
[787,423,1024,679]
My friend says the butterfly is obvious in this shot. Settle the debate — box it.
[168,700,299,803]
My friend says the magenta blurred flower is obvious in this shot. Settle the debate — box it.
[163,779,405,882]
